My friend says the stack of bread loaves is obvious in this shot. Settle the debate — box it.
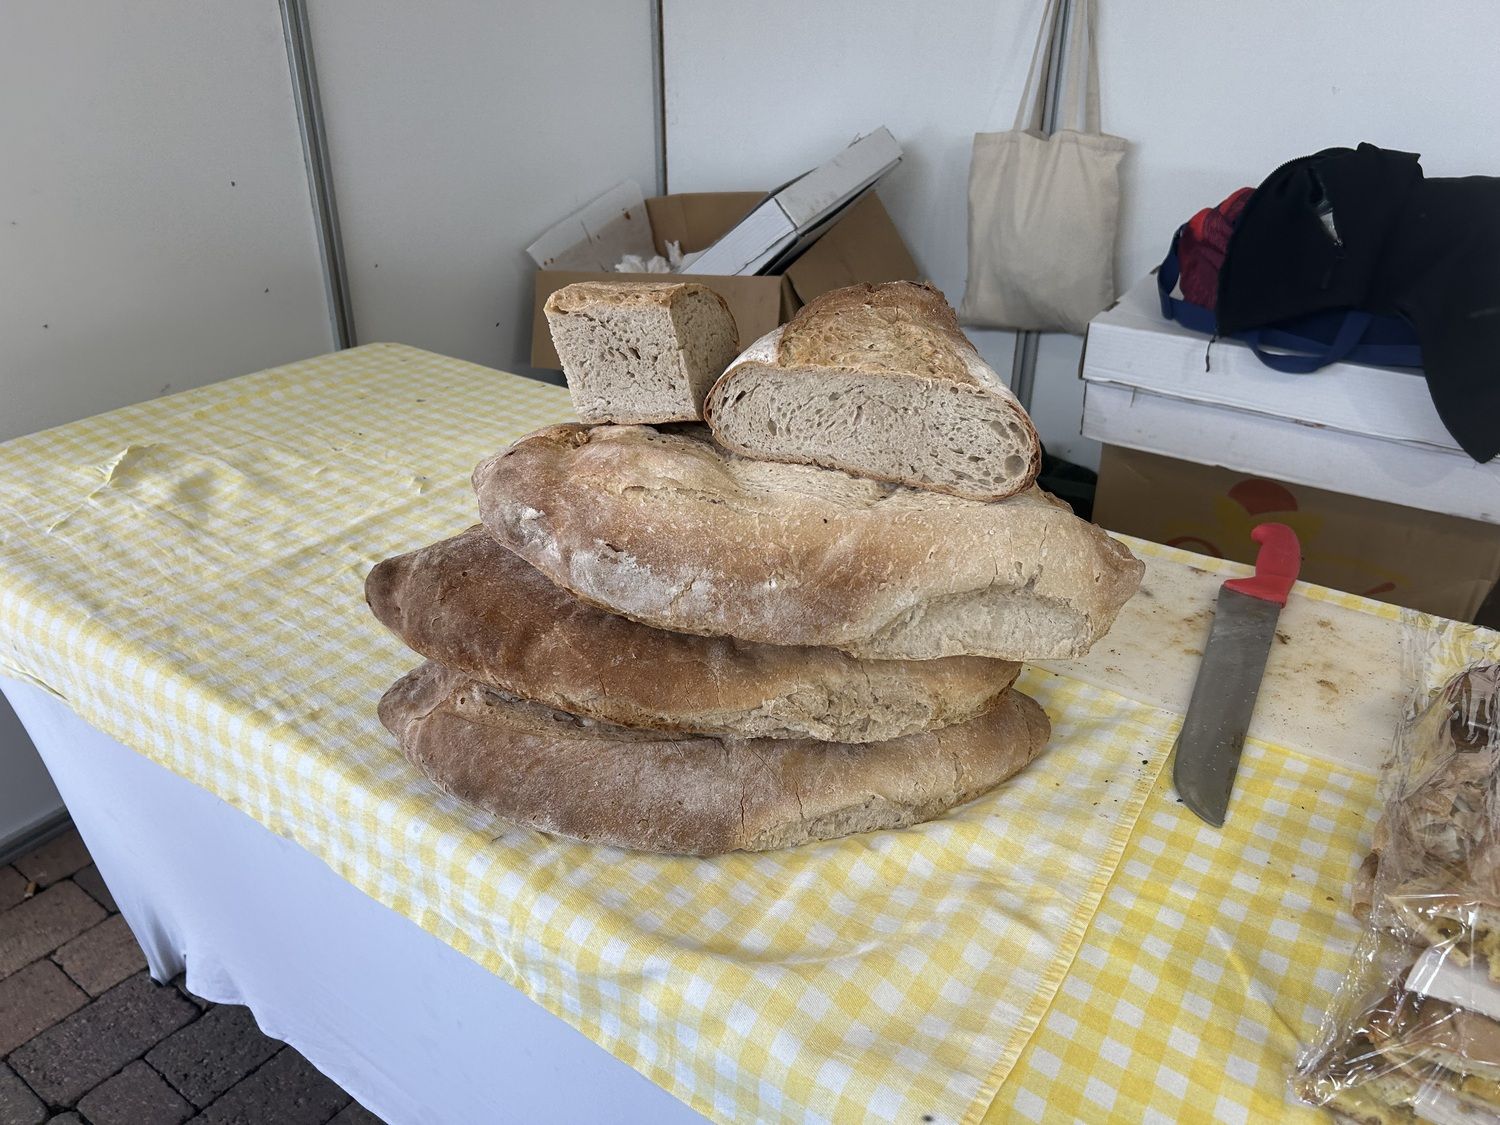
[369,280,1144,856]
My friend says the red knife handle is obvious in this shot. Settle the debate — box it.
[1223,522,1301,606]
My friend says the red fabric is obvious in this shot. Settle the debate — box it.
[1178,186,1254,308]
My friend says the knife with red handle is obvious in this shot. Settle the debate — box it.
[1172,523,1302,827]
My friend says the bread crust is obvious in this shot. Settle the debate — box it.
[378,661,1051,856]
[366,527,1020,742]
[543,279,733,316]
[473,423,1143,660]
[779,281,994,386]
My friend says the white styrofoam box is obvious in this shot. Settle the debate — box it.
[1081,276,1500,525]
[1082,383,1500,525]
[1085,277,1454,450]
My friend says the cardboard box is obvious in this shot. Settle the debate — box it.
[530,190,918,369]
[1094,445,1500,621]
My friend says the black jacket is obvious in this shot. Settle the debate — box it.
[1217,143,1500,463]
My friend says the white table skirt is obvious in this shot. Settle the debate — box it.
[2,675,706,1125]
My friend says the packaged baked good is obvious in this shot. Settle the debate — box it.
[1295,628,1500,1121]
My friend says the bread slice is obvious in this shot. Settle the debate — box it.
[366,527,1019,742]
[544,281,739,424]
[473,423,1143,661]
[704,281,1040,501]
[378,661,1050,856]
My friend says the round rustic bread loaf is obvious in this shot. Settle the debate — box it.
[472,423,1143,660]
[378,661,1051,856]
[365,527,1019,742]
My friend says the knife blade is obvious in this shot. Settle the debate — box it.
[1172,523,1301,827]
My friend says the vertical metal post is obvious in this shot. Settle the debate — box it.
[1009,0,1072,410]
[650,0,668,195]
[1010,330,1040,411]
[280,0,357,350]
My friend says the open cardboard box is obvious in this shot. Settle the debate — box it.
[1094,445,1500,622]
[530,190,918,368]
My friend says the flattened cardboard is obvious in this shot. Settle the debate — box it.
[529,190,918,369]
[525,180,655,271]
[1094,444,1500,622]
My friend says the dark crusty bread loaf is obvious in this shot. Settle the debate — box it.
[378,661,1051,855]
[365,527,1019,742]
[545,281,739,424]
[704,282,1041,501]
[473,423,1143,661]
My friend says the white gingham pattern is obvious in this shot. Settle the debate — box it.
[0,345,1184,1124]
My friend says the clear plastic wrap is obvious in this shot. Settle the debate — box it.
[1295,612,1500,1123]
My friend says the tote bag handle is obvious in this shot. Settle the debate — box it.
[1056,0,1101,133]
[1014,0,1101,134]
[1013,0,1064,132]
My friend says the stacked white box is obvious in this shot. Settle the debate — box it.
[1081,276,1500,525]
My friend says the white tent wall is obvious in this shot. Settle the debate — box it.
[303,0,660,377]
[662,0,1500,470]
[662,0,1032,428]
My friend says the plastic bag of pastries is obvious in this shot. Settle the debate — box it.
[1295,641,1500,1122]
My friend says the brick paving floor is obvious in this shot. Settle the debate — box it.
[0,828,387,1125]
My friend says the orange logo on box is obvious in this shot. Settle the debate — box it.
[1163,477,1404,599]
[1162,480,1321,558]
[1227,478,1298,517]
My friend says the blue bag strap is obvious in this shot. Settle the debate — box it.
[1240,310,1374,374]
[1156,227,1220,336]
[1156,230,1183,316]
[1351,339,1423,369]
[1250,320,1422,370]
[1158,224,1422,370]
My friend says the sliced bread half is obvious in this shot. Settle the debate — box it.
[705,281,1040,500]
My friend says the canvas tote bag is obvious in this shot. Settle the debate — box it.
[959,0,1126,334]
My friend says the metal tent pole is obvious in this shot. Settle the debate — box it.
[1008,0,1072,411]
[650,0,668,195]
[280,0,357,350]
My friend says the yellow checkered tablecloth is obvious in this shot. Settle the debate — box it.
[0,343,1456,1122]
[991,740,1373,1123]
[990,550,1500,1124]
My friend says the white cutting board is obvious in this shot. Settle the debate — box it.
[1039,541,1405,776]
